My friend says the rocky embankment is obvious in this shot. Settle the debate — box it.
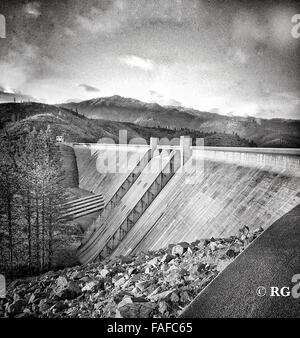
[0,226,263,318]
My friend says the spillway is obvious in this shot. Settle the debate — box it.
[78,149,181,264]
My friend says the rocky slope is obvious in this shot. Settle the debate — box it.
[0,227,263,318]
[63,96,300,148]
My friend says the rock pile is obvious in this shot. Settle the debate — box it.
[0,226,263,318]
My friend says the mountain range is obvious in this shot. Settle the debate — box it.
[0,102,255,147]
[62,95,300,148]
[0,95,299,147]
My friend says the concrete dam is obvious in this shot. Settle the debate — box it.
[60,137,300,267]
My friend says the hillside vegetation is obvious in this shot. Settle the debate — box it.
[63,95,300,148]
[0,102,256,147]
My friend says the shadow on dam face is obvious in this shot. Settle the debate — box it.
[62,143,300,258]
[59,144,79,188]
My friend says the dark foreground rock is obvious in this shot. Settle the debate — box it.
[0,227,263,318]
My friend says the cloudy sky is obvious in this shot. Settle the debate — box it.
[0,0,300,119]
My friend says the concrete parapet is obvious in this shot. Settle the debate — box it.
[200,147,300,177]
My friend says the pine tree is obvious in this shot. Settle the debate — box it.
[0,135,20,277]
[1,126,69,276]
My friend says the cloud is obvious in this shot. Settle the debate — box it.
[231,6,298,51]
[149,90,182,107]
[64,27,76,37]
[24,2,41,18]
[232,11,267,43]
[120,55,155,71]
[79,84,100,92]
[0,40,40,90]
[0,87,37,103]
[227,48,249,64]
[76,0,199,34]
[64,98,82,103]
[220,89,300,119]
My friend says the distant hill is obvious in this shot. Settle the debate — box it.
[0,102,139,143]
[0,102,255,147]
[62,95,300,148]
[0,90,37,104]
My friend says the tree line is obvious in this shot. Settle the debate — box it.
[0,127,69,278]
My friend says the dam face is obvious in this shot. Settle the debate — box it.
[68,139,300,264]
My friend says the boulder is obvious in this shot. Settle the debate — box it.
[225,248,238,259]
[128,267,139,276]
[135,281,150,291]
[178,268,189,276]
[209,241,218,252]
[120,256,134,265]
[118,302,157,318]
[82,281,97,292]
[38,299,52,313]
[158,300,168,314]
[197,263,207,273]
[52,300,68,313]
[114,277,126,288]
[117,296,133,309]
[170,292,180,303]
[7,299,27,315]
[180,291,190,303]
[131,297,148,303]
[172,245,185,256]
[113,291,132,304]
[148,257,159,267]
[161,253,175,264]
[100,268,110,278]
[254,226,264,234]
[191,239,200,247]
[52,276,81,300]
[148,289,175,302]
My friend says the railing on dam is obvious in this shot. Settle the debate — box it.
[197,147,300,177]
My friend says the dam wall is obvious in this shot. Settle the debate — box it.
[111,147,300,257]
[73,144,148,201]
[59,144,79,188]
[70,141,300,260]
